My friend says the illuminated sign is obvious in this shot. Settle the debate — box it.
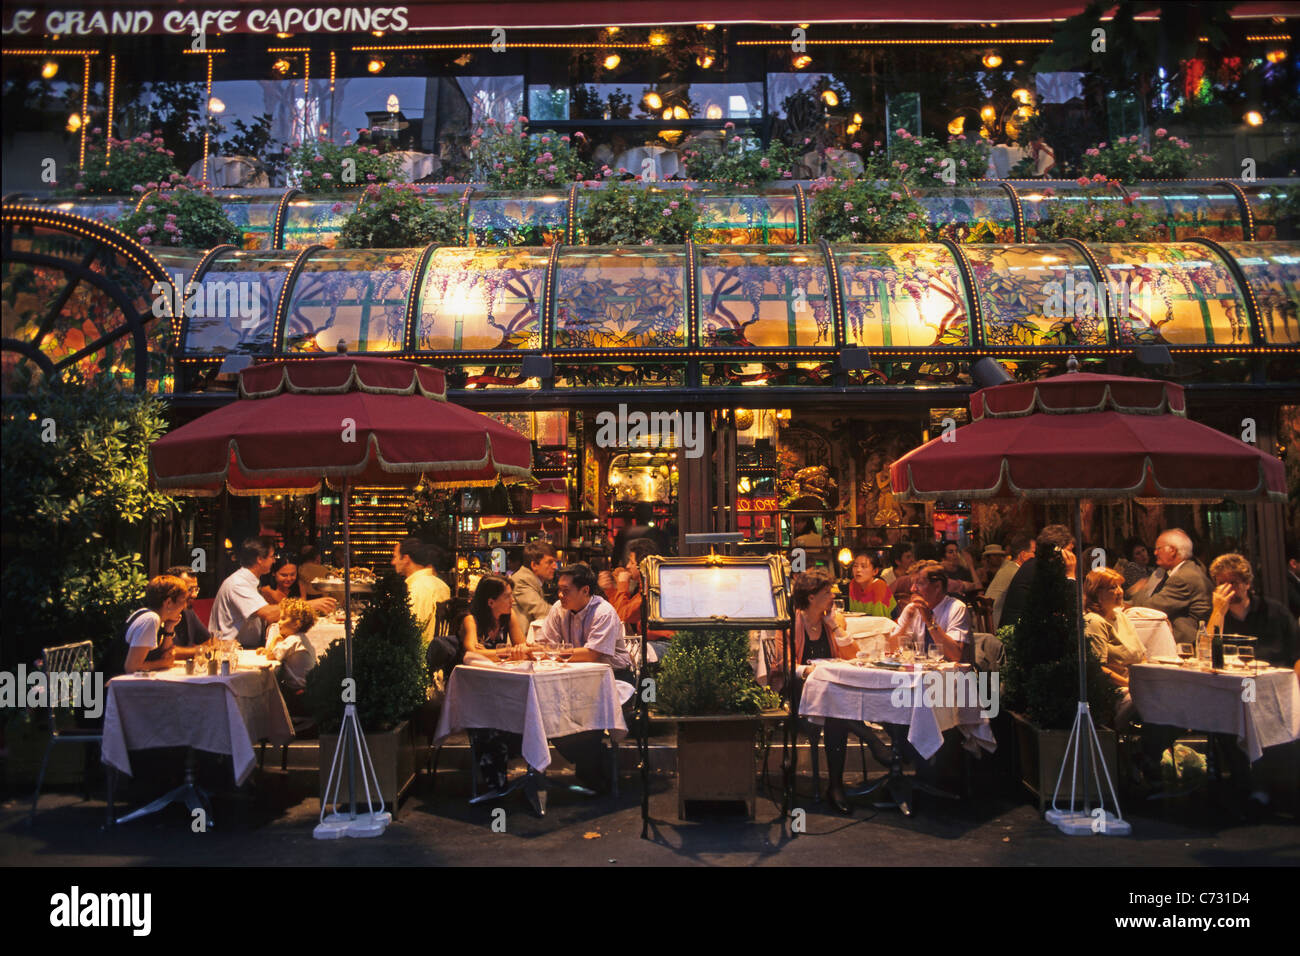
[2,6,410,36]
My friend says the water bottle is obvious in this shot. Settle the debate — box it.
[1196,621,1210,668]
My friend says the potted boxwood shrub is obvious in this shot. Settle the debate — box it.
[1000,546,1118,810]
[652,628,782,818]
[305,569,429,805]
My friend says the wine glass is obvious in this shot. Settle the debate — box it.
[1237,644,1255,673]
[1176,642,1194,665]
[927,645,944,665]
[898,638,915,665]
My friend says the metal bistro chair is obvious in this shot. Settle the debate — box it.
[30,640,103,822]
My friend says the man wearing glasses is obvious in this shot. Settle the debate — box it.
[1132,528,1212,646]
[164,565,211,655]
[887,560,972,663]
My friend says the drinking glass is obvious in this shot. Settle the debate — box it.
[1222,644,1239,668]
[1176,642,1194,665]
[898,639,915,665]
[1196,640,1213,670]
[833,597,846,615]
[1237,644,1255,672]
[928,645,944,664]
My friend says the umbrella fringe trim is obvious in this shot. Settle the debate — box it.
[153,432,533,496]
[238,362,447,402]
[894,457,1285,503]
[973,383,1186,422]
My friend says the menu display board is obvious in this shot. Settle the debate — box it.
[643,555,790,629]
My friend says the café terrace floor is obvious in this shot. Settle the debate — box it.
[2,732,1297,867]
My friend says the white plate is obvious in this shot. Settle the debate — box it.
[1152,655,1185,666]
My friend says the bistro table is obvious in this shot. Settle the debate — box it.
[101,650,293,825]
[433,660,629,814]
[799,659,996,815]
[1129,661,1300,763]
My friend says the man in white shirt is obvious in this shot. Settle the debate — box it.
[535,562,629,792]
[391,536,451,645]
[213,537,336,648]
[987,534,1034,631]
[888,561,971,662]
[538,563,632,674]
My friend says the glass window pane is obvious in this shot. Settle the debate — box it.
[182,250,293,354]
[963,243,1106,348]
[1123,185,1244,242]
[835,244,971,348]
[284,249,418,353]
[415,247,547,352]
[698,247,832,348]
[1087,242,1251,346]
[282,193,359,249]
[554,247,687,349]
[1216,242,1298,345]
[910,187,1017,243]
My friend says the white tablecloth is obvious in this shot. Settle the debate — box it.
[305,620,346,659]
[1126,607,1178,659]
[434,662,628,771]
[1129,662,1300,763]
[186,156,269,188]
[390,150,439,182]
[101,657,293,785]
[799,660,996,760]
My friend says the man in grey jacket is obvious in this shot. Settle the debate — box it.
[1132,528,1212,645]
[511,539,557,632]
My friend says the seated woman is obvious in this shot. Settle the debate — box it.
[846,550,896,617]
[1208,553,1299,670]
[454,575,528,796]
[1084,568,1146,723]
[122,575,191,673]
[778,568,855,814]
[260,598,319,709]
[259,554,308,605]
[606,539,675,656]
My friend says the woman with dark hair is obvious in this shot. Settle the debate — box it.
[846,550,896,617]
[455,573,526,664]
[456,574,527,796]
[1118,537,1153,595]
[259,554,308,604]
[781,567,855,813]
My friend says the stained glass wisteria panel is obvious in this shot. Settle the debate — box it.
[415,247,546,352]
[692,188,798,245]
[282,195,359,250]
[1220,241,1300,345]
[698,247,832,348]
[183,250,293,354]
[216,196,280,250]
[1087,242,1251,346]
[284,249,418,352]
[910,187,1017,243]
[1124,185,1244,242]
[554,247,686,349]
[467,192,566,247]
[834,244,970,348]
[964,244,1106,348]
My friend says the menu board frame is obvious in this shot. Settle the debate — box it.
[641,554,791,629]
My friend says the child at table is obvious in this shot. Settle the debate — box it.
[260,598,318,707]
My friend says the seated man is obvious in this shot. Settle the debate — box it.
[511,539,557,633]
[887,560,971,663]
[213,537,336,648]
[1131,528,1211,647]
[534,563,631,792]
[537,563,632,678]
[163,565,211,655]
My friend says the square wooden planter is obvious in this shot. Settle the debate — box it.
[657,710,784,820]
[319,718,417,808]
[1011,711,1118,811]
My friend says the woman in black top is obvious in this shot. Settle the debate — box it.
[456,575,527,795]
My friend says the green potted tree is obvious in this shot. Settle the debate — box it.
[652,628,782,818]
[1000,546,1118,810]
[305,570,429,804]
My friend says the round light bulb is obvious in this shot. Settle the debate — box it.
[982,53,1002,69]
[41,60,59,79]
[604,54,621,70]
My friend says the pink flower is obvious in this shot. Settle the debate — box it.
[897,163,908,171]
[1115,219,1126,227]
[732,136,742,144]
[132,184,145,192]
[366,173,377,181]
[322,172,333,180]
[1155,128,1167,138]
[1141,154,1154,162]
[725,122,735,129]
[907,212,919,220]
[844,202,853,211]
[760,158,770,168]
[669,200,680,209]
[1098,142,1107,149]
[140,236,151,245]
[486,118,497,126]
[1077,176,1091,186]
[662,208,672,217]
[541,136,550,144]
[852,141,862,149]
[803,137,811,144]
[519,115,529,123]
[163,222,178,233]
[331,202,344,213]
[782,170,792,178]
[890,191,903,201]
[1093,173,1107,182]
[1085,148,1100,157]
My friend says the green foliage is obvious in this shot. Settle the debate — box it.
[218,113,285,182]
[808,176,928,243]
[73,130,180,195]
[654,629,781,716]
[1000,546,1115,730]
[115,183,241,248]
[1079,130,1206,182]
[680,128,797,187]
[1,378,177,670]
[887,128,988,186]
[1032,181,1162,242]
[338,183,466,249]
[471,118,585,189]
[576,181,701,245]
[287,140,401,191]
[305,570,428,733]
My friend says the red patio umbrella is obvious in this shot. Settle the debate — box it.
[150,355,533,836]
[889,360,1285,834]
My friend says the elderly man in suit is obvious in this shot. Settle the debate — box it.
[1132,528,1212,645]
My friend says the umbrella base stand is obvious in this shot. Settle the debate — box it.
[314,704,391,840]
[1045,702,1131,837]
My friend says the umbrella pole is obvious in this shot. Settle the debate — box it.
[343,481,356,819]
[1044,498,1130,835]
